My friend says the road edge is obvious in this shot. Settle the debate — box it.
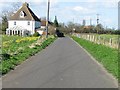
[70,36,118,87]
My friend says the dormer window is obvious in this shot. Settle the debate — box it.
[20,11,25,18]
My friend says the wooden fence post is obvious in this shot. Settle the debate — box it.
[97,36,100,44]
[103,38,105,45]
[109,38,112,47]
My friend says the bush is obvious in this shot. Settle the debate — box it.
[1,53,11,61]
[33,32,40,37]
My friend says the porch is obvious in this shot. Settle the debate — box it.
[6,26,30,36]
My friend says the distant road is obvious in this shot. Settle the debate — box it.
[2,37,118,88]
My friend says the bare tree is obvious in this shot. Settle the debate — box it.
[0,2,22,34]
[11,2,22,11]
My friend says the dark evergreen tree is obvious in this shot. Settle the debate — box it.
[54,16,59,27]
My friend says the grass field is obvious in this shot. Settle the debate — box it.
[96,34,118,42]
[75,33,119,49]
[98,34,118,39]
[78,33,119,41]
[81,33,118,40]
[72,36,118,79]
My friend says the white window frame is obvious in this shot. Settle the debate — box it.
[28,21,30,25]
[14,21,16,25]
[20,11,25,18]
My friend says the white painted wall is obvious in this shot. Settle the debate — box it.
[41,26,46,29]
[8,20,35,35]
[37,30,44,35]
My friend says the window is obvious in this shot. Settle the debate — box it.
[20,11,25,18]
[14,22,16,25]
[28,21,30,25]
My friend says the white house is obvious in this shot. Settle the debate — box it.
[6,2,41,36]
[36,19,46,35]
[36,19,52,35]
[41,20,46,29]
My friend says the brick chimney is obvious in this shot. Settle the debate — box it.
[23,2,29,7]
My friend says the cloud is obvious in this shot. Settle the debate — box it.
[0,2,14,13]
[84,0,119,2]
[0,0,119,3]
[73,6,96,14]
[85,0,97,2]
[73,6,87,11]
[100,1,118,8]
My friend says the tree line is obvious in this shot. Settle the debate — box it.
[55,22,120,35]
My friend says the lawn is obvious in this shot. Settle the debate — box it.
[1,35,56,75]
[2,35,23,42]
[72,36,118,79]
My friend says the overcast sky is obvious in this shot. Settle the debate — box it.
[0,0,119,29]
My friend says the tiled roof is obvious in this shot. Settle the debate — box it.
[9,2,40,21]
[41,20,46,26]
[41,20,53,26]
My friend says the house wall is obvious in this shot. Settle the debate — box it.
[35,21,41,29]
[37,30,44,35]
[41,26,46,29]
[8,20,35,35]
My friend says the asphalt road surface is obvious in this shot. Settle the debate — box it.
[2,37,118,88]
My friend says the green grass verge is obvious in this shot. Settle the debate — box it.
[71,36,118,79]
[1,37,56,75]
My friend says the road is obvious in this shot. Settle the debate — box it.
[2,37,118,88]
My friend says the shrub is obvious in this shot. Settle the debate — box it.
[1,53,11,60]
[33,32,40,37]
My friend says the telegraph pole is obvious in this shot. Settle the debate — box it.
[96,14,99,25]
[96,14,100,34]
[90,18,92,26]
[46,0,50,38]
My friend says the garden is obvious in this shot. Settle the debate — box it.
[1,35,56,75]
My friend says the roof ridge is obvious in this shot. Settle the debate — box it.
[9,2,40,21]
[25,6,34,20]
[27,6,40,21]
